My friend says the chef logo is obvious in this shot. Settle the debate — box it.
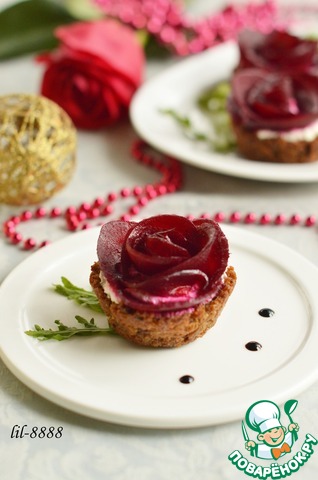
[243,399,299,460]
[228,399,318,479]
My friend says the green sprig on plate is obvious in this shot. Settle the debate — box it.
[53,276,104,313]
[25,277,116,341]
[161,80,236,153]
[25,316,115,341]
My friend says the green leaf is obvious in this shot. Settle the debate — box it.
[25,316,116,341]
[161,81,236,153]
[64,0,103,20]
[160,108,208,142]
[53,277,104,313]
[0,0,76,60]
[198,81,232,112]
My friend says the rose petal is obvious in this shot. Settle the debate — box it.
[97,220,136,287]
[145,235,189,257]
[104,75,136,107]
[55,20,144,87]
[38,19,145,129]
[125,269,209,302]
[40,58,126,129]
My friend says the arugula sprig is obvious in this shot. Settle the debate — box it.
[160,108,208,143]
[25,316,115,341]
[161,80,236,153]
[53,276,103,313]
[25,277,117,341]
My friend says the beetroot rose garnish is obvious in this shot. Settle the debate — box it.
[237,30,318,74]
[97,215,230,312]
[228,68,318,131]
[37,19,145,130]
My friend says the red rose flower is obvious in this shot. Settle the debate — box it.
[228,68,318,131]
[97,215,229,312]
[37,19,145,129]
[237,30,318,74]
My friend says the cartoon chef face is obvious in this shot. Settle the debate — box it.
[257,426,287,446]
[246,400,284,444]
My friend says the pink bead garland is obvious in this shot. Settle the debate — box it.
[94,0,282,56]
[2,154,317,253]
[2,140,183,250]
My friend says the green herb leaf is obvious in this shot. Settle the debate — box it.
[161,81,236,153]
[53,277,104,313]
[0,0,75,60]
[25,315,116,341]
[198,81,232,112]
[160,108,209,142]
[197,81,236,152]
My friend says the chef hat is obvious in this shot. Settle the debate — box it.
[246,400,282,433]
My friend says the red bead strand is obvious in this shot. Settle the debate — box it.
[244,212,257,224]
[274,214,286,225]
[290,214,301,225]
[1,140,183,250]
[260,213,271,225]
[305,215,316,227]
[2,140,317,251]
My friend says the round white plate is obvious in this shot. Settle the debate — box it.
[130,41,318,183]
[1,226,318,429]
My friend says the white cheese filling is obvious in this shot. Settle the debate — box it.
[99,271,120,303]
[256,119,318,142]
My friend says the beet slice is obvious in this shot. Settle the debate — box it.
[97,215,229,312]
[229,68,318,130]
[237,29,318,73]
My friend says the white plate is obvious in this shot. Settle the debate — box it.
[130,41,318,183]
[1,226,318,429]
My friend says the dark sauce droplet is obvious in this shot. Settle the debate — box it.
[245,341,262,351]
[179,375,194,384]
[258,308,275,318]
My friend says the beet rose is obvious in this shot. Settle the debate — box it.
[237,30,318,74]
[228,68,318,131]
[38,20,144,129]
[97,215,229,312]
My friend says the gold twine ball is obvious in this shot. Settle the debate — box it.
[0,93,77,205]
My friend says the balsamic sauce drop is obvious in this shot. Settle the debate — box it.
[258,308,275,318]
[179,375,194,384]
[245,341,262,351]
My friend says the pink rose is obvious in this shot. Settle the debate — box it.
[37,20,145,129]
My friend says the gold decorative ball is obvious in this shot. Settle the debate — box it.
[0,93,77,205]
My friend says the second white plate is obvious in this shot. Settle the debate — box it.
[130,41,318,183]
